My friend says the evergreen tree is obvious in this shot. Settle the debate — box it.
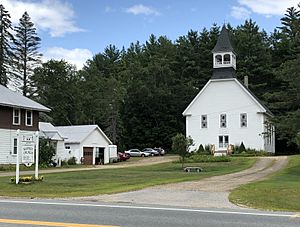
[0,4,14,86]
[233,19,273,98]
[14,11,42,96]
[32,60,81,125]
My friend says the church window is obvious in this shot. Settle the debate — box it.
[219,135,229,148]
[224,54,231,64]
[201,115,207,128]
[240,113,247,127]
[220,114,227,128]
[215,55,222,64]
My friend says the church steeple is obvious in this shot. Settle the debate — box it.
[211,25,236,79]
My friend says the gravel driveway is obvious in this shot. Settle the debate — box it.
[76,156,288,209]
[0,156,178,177]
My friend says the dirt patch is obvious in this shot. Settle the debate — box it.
[76,156,288,209]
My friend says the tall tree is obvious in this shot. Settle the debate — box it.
[0,4,14,86]
[233,19,273,98]
[14,11,42,96]
[32,60,81,125]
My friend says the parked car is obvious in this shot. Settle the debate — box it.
[142,148,159,156]
[118,152,130,161]
[154,147,166,156]
[125,149,150,157]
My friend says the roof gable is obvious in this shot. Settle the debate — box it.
[0,85,50,112]
[183,78,271,116]
[55,125,112,144]
[39,122,64,141]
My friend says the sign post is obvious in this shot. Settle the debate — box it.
[21,135,35,166]
[15,131,38,184]
[35,131,39,179]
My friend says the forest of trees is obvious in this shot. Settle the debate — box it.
[1,3,300,153]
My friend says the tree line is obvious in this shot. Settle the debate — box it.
[1,3,300,153]
[0,4,41,96]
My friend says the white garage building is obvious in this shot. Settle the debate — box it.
[39,123,117,165]
[56,125,117,165]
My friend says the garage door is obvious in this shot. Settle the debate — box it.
[83,147,93,165]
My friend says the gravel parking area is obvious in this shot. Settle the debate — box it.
[76,156,288,209]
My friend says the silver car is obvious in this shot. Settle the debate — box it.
[125,149,150,157]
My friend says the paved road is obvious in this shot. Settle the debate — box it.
[0,199,299,227]
[0,156,178,177]
[78,156,287,209]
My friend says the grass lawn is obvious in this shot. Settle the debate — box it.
[0,157,255,198]
[229,155,300,212]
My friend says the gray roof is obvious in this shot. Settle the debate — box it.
[212,68,236,79]
[55,125,112,144]
[212,25,235,53]
[0,85,50,112]
[39,122,64,141]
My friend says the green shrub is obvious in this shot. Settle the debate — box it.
[238,142,246,153]
[181,154,231,163]
[39,138,56,164]
[197,144,211,155]
[61,160,68,166]
[232,150,270,157]
[204,145,212,154]
[197,144,205,153]
[67,157,77,165]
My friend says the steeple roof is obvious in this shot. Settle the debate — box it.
[212,25,234,53]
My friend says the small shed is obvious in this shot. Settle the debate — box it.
[55,125,117,164]
[39,122,65,164]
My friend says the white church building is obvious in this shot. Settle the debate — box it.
[183,26,275,154]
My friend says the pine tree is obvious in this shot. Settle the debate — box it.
[14,11,41,96]
[0,4,14,86]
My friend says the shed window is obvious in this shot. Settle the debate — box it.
[26,110,33,126]
[240,113,247,127]
[13,109,20,125]
[201,115,208,128]
[220,114,227,128]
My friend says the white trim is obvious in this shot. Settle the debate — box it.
[182,81,212,116]
[80,126,112,145]
[234,79,267,112]
[25,110,33,126]
[182,78,267,116]
[12,108,21,125]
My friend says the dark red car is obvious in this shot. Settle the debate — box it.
[118,152,130,161]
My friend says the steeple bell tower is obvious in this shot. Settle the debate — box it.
[211,25,236,79]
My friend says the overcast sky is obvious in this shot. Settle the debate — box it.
[0,0,298,69]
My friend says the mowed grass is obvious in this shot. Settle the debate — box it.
[0,157,255,198]
[229,155,300,211]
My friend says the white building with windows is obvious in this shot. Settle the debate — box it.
[183,26,275,154]
[0,85,50,164]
